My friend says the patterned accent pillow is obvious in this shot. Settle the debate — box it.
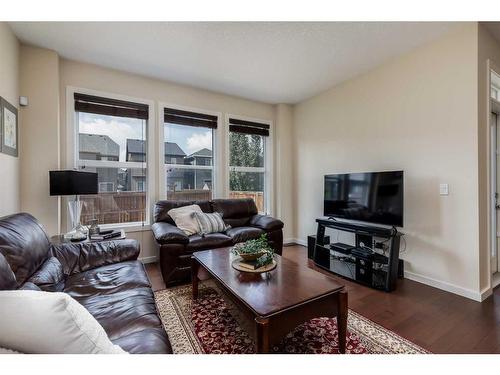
[194,212,230,235]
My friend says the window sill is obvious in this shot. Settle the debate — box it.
[99,222,151,233]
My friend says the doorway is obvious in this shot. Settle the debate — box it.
[491,111,499,274]
[490,69,500,278]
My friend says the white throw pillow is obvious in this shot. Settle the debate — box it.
[167,204,203,236]
[0,290,126,354]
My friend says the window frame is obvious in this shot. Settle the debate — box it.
[225,114,273,215]
[158,102,222,201]
[66,86,155,231]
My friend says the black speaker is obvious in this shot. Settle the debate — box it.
[355,257,373,285]
[398,259,404,278]
[307,235,330,260]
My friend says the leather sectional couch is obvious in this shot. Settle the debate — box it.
[0,213,171,354]
[152,198,284,286]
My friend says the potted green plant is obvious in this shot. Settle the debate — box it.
[231,234,274,268]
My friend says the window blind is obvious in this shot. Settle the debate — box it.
[164,108,218,129]
[74,93,149,120]
[228,118,270,137]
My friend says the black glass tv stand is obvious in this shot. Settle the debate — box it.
[314,218,403,292]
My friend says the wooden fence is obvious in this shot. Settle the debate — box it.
[81,190,265,225]
[80,192,146,225]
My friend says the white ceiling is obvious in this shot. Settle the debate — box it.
[10,22,458,104]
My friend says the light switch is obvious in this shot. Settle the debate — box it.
[440,183,449,196]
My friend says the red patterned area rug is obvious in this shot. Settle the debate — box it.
[154,282,429,354]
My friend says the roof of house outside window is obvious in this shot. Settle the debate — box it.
[186,148,212,158]
[79,134,119,158]
[126,139,186,157]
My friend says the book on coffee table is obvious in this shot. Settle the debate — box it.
[237,259,262,270]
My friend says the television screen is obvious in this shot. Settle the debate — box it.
[324,171,404,227]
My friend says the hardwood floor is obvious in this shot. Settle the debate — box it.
[145,244,500,353]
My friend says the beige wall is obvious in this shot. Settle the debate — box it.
[275,104,294,240]
[58,59,294,259]
[0,24,20,216]
[19,46,60,235]
[293,24,482,299]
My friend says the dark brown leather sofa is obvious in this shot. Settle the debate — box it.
[152,198,284,286]
[0,213,172,354]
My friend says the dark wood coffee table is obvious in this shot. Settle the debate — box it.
[191,248,348,353]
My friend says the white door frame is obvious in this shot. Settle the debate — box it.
[489,60,500,285]
[491,111,498,274]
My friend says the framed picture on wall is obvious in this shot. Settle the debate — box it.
[0,97,18,157]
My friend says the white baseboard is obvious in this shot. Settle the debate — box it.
[284,238,306,246]
[480,286,493,301]
[283,238,307,246]
[404,270,483,302]
[283,238,304,245]
[139,256,158,264]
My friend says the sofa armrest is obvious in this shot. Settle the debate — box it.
[249,214,284,231]
[50,239,140,276]
[151,222,189,245]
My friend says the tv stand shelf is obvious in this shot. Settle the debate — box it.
[314,218,403,292]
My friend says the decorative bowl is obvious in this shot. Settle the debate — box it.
[238,251,266,261]
[231,242,266,260]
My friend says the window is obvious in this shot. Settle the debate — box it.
[492,71,500,100]
[492,85,500,101]
[74,93,149,226]
[228,117,270,214]
[98,182,115,192]
[164,108,217,201]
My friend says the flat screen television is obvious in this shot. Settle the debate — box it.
[324,170,404,227]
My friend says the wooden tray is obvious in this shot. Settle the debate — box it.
[231,258,277,273]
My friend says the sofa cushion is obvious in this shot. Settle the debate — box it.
[186,233,233,252]
[0,213,50,286]
[151,222,189,245]
[27,257,65,292]
[50,239,140,276]
[0,252,17,290]
[63,260,173,354]
[0,290,125,354]
[112,327,172,354]
[63,260,151,299]
[73,287,171,353]
[226,226,265,244]
[249,214,284,231]
[211,198,258,227]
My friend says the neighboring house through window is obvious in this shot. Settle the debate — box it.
[74,92,149,226]
[163,107,217,201]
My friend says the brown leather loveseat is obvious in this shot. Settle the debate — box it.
[152,198,284,286]
[0,213,172,354]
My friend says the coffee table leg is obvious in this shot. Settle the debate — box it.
[192,257,199,300]
[337,290,348,354]
[255,317,270,353]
